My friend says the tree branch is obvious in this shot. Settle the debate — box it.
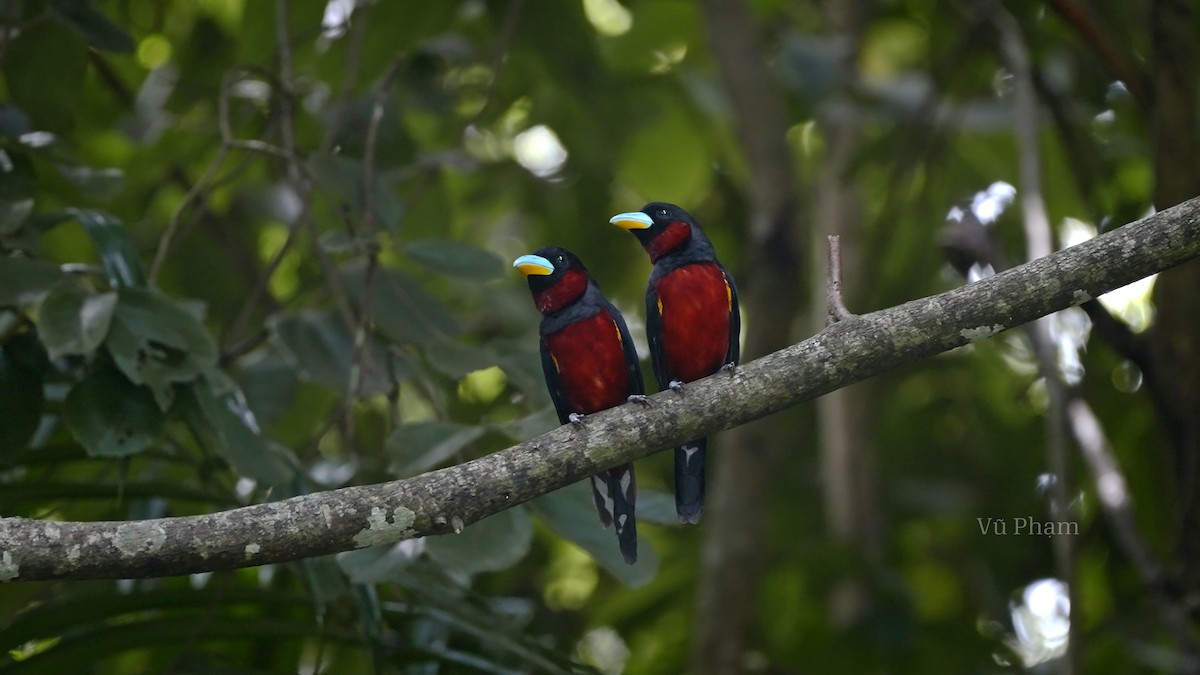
[3,198,1200,581]
[826,235,854,322]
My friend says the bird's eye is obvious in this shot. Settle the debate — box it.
[657,208,669,218]
[556,255,566,264]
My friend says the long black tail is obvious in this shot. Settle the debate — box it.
[589,463,638,564]
[674,438,707,524]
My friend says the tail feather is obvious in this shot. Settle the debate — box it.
[674,438,707,524]
[589,474,615,528]
[589,465,639,563]
[608,463,638,564]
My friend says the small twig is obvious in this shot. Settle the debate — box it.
[318,2,371,156]
[461,0,526,131]
[385,347,403,430]
[219,329,269,368]
[0,7,9,70]
[272,0,364,453]
[270,0,357,339]
[341,56,408,450]
[1067,400,1198,666]
[1045,0,1150,109]
[151,131,232,283]
[360,56,406,237]
[826,235,853,322]
[150,146,228,283]
[87,52,136,108]
[274,0,300,186]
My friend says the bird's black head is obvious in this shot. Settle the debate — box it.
[610,202,700,262]
[512,245,592,314]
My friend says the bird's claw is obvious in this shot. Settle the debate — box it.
[720,362,737,377]
[568,412,587,427]
[669,379,686,394]
[627,394,651,406]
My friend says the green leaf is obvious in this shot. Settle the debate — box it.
[318,229,372,254]
[47,0,136,53]
[425,507,534,576]
[69,210,145,287]
[186,370,296,485]
[0,198,33,235]
[63,361,163,457]
[633,488,686,526]
[0,149,36,235]
[56,164,124,200]
[423,340,499,380]
[341,262,463,347]
[104,287,218,410]
[235,355,301,430]
[308,154,404,232]
[0,256,63,306]
[498,407,559,442]
[496,349,551,407]
[0,339,44,454]
[0,586,312,657]
[3,615,325,673]
[270,309,395,395]
[405,239,506,282]
[386,421,486,476]
[0,104,30,138]
[337,542,423,585]
[300,555,352,608]
[1,20,88,132]
[0,150,36,198]
[381,571,588,674]
[530,481,659,587]
[38,280,117,359]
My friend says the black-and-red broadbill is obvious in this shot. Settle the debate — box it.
[513,246,645,564]
[610,203,740,524]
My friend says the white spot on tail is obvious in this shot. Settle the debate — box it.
[683,445,701,464]
[593,476,615,515]
[619,471,632,496]
[617,514,628,529]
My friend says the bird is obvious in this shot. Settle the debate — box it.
[609,202,740,524]
[513,246,646,564]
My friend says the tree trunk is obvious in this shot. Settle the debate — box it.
[813,0,879,628]
[691,0,805,672]
[1147,0,1200,597]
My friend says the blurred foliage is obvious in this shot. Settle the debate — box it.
[0,0,1186,673]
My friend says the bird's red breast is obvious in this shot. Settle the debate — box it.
[655,262,731,383]
[543,312,632,414]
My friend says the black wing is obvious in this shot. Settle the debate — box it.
[722,265,741,365]
[539,337,572,425]
[644,283,670,391]
[606,304,645,396]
